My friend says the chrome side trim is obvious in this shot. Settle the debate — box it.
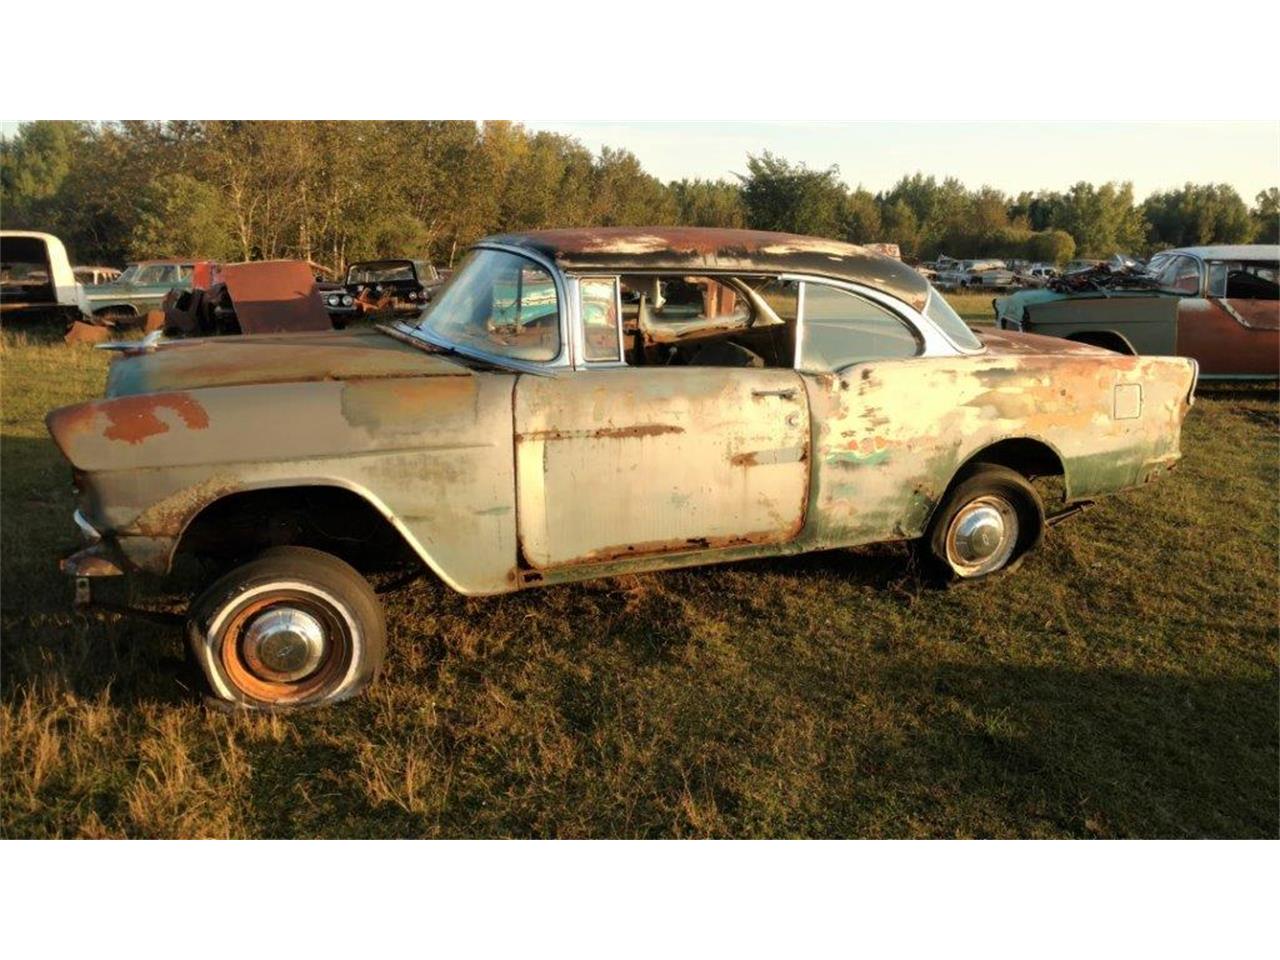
[74,509,101,543]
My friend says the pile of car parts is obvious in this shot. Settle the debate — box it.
[66,259,334,343]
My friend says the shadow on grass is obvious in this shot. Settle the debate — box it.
[222,656,1278,838]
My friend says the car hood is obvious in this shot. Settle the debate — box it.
[105,327,468,398]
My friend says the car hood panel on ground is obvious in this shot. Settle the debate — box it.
[104,327,466,397]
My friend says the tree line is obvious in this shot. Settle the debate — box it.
[2,121,1276,272]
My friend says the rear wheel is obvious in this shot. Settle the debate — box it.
[924,464,1045,584]
[187,546,385,709]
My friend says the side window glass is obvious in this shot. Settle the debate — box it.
[580,277,621,362]
[1207,262,1228,298]
[178,264,195,281]
[800,284,920,372]
[1168,257,1200,295]
[136,265,161,284]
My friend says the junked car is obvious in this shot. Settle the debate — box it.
[82,259,196,321]
[994,245,1279,379]
[345,258,442,317]
[47,227,1197,709]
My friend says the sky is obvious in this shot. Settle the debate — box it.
[522,121,1279,202]
[3,121,1276,202]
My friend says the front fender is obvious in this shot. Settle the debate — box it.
[47,373,523,595]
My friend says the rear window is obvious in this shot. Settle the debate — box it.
[924,288,983,351]
[799,284,921,372]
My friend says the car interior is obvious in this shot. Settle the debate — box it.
[615,275,796,368]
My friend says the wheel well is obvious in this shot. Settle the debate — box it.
[175,485,419,574]
[93,304,138,317]
[961,438,1065,483]
[1066,330,1133,354]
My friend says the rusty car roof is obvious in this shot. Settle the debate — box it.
[481,227,933,310]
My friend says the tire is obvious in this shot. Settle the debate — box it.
[924,464,1045,585]
[187,546,386,709]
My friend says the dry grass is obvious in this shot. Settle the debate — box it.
[1,313,1276,838]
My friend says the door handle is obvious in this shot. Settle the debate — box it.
[752,388,798,400]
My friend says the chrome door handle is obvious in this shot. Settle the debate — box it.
[751,388,798,400]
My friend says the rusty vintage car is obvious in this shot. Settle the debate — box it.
[46,228,1198,709]
[994,245,1279,380]
[345,258,443,318]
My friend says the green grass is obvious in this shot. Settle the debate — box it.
[945,292,1000,323]
[1,317,1277,838]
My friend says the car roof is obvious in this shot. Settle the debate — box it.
[131,259,195,266]
[480,227,932,310]
[1162,245,1280,262]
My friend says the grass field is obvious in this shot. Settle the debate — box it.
[940,292,999,322]
[1,314,1277,839]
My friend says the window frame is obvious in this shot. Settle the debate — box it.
[784,274,970,373]
[793,280,923,373]
[405,242,571,375]
[1163,255,1204,296]
[573,274,626,366]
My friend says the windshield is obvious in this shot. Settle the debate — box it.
[417,248,560,362]
[924,288,983,351]
[116,264,140,284]
[349,262,416,284]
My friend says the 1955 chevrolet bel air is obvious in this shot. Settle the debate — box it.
[47,228,1198,708]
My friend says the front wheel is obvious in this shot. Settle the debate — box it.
[188,546,386,709]
[924,464,1045,584]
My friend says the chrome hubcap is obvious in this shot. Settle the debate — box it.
[241,606,327,682]
[945,496,1018,577]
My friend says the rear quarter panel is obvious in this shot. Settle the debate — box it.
[1025,295,1179,354]
[802,349,1195,548]
[1176,298,1280,377]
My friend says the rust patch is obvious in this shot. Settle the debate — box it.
[124,475,241,537]
[578,528,781,565]
[730,451,759,467]
[100,393,210,445]
[518,423,684,442]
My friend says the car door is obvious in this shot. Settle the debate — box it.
[1177,259,1280,377]
[513,366,810,570]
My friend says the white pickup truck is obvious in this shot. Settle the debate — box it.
[0,231,89,322]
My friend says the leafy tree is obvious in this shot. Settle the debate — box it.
[1025,228,1076,265]
[591,147,677,226]
[738,151,846,238]
[129,173,236,260]
[878,199,920,258]
[1,122,1265,276]
[1051,182,1147,258]
[841,188,881,244]
[669,179,745,228]
[1251,188,1279,244]
[1143,183,1254,248]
